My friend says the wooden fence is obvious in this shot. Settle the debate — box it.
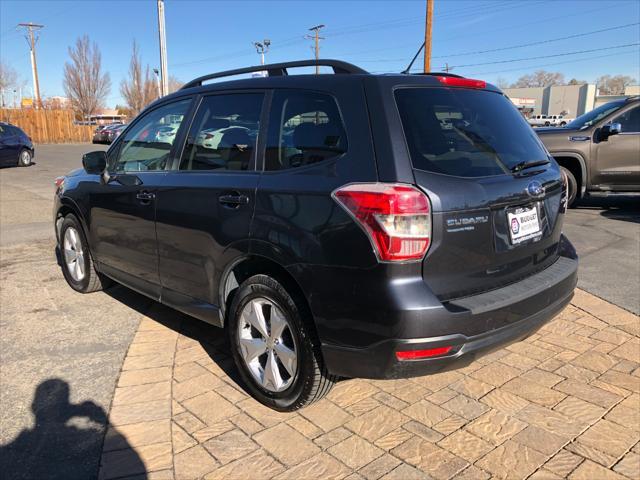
[0,109,95,144]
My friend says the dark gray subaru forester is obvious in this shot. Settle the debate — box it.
[54,60,578,411]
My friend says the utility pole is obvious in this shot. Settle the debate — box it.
[253,39,271,65]
[423,0,434,73]
[156,0,169,96]
[306,25,325,74]
[18,22,44,108]
[442,63,452,73]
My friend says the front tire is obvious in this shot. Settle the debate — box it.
[18,149,32,167]
[59,214,111,293]
[561,166,578,208]
[227,274,336,411]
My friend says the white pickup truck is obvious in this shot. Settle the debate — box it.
[528,114,574,127]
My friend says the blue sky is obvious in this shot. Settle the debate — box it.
[1,0,639,107]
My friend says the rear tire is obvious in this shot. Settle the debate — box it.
[561,166,578,208]
[18,149,32,167]
[227,274,336,411]
[59,214,112,293]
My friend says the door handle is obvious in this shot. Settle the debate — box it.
[219,194,250,207]
[136,191,155,204]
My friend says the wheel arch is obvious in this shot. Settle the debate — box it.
[55,198,91,246]
[551,153,587,198]
[219,254,315,336]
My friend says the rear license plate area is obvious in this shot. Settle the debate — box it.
[507,205,542,245]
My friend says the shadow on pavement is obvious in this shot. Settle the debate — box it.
[575,195,640,224]
[0,379,145,480]
[103,284,260,396]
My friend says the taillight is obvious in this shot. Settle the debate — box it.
[205,134,214,139]
[560,170,568,213]
[396,346,453,360]
[54,176,65,190]
[435,76,486,89]
[332,183,432,262]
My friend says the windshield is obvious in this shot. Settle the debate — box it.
[566,100,626,130]
[395,87,549,178]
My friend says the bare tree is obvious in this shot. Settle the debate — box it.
[567,78,587,85]
[512,70,565,88]
[120,41,158,115]
[168,75,184,93]
[596,75,637,95]
[495,77,510,89]
[63,36,111,118]
[0,62,20,91]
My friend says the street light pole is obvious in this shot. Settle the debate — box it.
[157,0,169,96]
[253,39,271,65]
[153,68,162,97]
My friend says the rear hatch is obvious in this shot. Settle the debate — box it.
[394,83,565,301]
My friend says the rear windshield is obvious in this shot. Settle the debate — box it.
[395,87,549,177]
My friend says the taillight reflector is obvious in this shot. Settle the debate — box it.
[436,76,486,89]
[332,183,431,262]
[396,346,453,360]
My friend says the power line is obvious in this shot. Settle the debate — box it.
[329,3,625,60]
[450,42,640,69]
[466,49,640,76]
[434,22,640,59]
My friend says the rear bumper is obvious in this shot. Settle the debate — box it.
[320,249,578,379]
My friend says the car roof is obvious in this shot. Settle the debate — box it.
[149,59,501,108]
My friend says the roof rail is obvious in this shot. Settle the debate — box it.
[181,59,368,90]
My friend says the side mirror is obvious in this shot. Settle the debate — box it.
[82,151,107,174]
[600,122,622,141]
[609,122,622,135]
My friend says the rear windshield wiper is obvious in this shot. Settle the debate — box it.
[510,159,550,173]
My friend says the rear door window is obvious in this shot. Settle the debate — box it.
[179,93,263,171]
[395,87,549,177]
[265,90,347,171]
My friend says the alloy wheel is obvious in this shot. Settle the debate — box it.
[20,150,31,166]
[63,227,85,282]
[237,298,298,392]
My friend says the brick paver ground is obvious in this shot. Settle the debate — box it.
[98,289,639,480]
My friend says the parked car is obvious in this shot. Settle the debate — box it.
[0,122,34,167]
[536,96,639,206]
[54,60,578,411]
[92,123,123,144]
[105,124,127,144]
[529,114,574,128]
[549,114,573,127]
[528,115,551,127]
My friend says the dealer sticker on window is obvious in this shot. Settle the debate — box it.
[507,205,541,244]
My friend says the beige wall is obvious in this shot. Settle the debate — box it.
[503,84,597,116]
[625,85,640,96]
[503,87,545,114]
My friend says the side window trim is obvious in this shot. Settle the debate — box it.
[108,96,194,173]
[175,90,267,173]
